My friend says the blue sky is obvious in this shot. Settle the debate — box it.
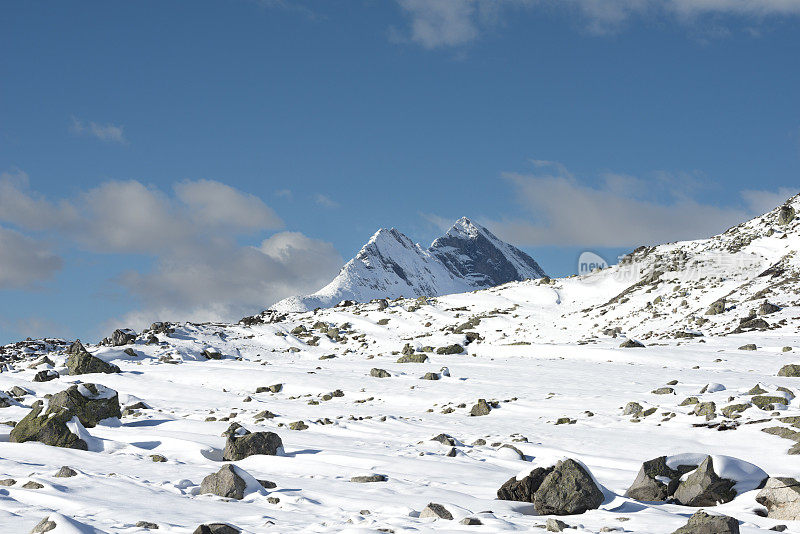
[1,0,798,344]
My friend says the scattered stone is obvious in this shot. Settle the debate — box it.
[546,518,570,532]
[54,466,77,477]
[470,399,491,416]
[0,478,16,486]
[135,521,159,530]
[202,349,223,360]
[759,302,781,315]
[498,459,603,516]
[150,454,167,462]
[738,344,757,351]
[619,339,645,348]
[192,523,240,534]
[351,474,387,483]
[397,354,428,364]
[10,400,88,450]
[778,365,800,377]
[752,395,788,410]
[66,351,120,375]
[289,421,308,431]
[705,299,726,316]
[460,517,483,525]
[436,344,464,355]
[30,517,57,533]
[111,329,137,346]
[623,402,643,416]
[421,372,439,380]
[670,510,739,534]
[419,502,453,520]
[756,477,800,520]
[223,429,283,460]
[626,456,696,501]
[33,370,59,382]
[22,481,44,489]
[652,387,675,395]
[778,205,796,225]
[47,384,121,427]
[673,456,738,507]
[370,368,391,378]
[200,464,247,500]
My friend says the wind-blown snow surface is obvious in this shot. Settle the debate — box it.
[0,196,799,533]
[273,217,546,312]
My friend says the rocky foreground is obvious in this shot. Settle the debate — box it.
[0,199,799,533]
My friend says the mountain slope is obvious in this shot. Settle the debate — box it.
[273,217,546,312]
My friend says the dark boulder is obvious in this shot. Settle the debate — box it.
[200,464,247,500]
[223,429,283,460]
[111,329,136,346]
[48,384,121,428]
[66,351,120,375]
[673,456,737,507]
[10,400,88,450]
[533,459,604,515]
[671,510,739,534]
[497,459,603,516]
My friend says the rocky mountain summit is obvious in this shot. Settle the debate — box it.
[273,217,546,312]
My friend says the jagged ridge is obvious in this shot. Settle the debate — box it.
[273,217,546,312]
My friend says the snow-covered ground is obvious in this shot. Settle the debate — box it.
[1,197,798,533]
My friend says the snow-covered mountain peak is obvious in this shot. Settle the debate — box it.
[272,217,546,312]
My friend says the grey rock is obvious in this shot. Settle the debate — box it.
[778,365,800,377]
[759,302,781,315]
[431,433,456,446]
[54,466,77,477]
[192,524,240,534]
[370,368,391,378]
[619,339,645,348]
[778,205,796,226]
[756,477,800,520]
[397,354,428,363]
[30,517,57,533]
[66,351,120,375]
[705,299,726,316]
[135,521,159,529]
[460,517,483,525]
[111,329,136,346]
[48,384,121,428]
[673,456,738,507]
[623,402,643,416]
[533,459,604,515]
[626,456,696,502]
[421,372,440,380]
[351,474,387,483]
[200,464,247,500]
[419,502,453,520]
[671,510,739,534]
[738,344,757,351]
[436,344,464,355]
[33,370,59,382]
[223,429,283,460]
[67,340,86,354]
[470,399,491,416]
[546,518,570,532]
[10,400,88,450]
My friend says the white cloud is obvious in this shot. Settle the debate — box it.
[174,179,282,231]
[71,117,127,144]
[0,226,62,289]
[483,162,795,248]
[275,188,293,199]
[392,0,800,47]
[314,193,340,208]
[0,173,343,329]
[740,187,798,214]
[115,231,342,329]
[393,0,482,48]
